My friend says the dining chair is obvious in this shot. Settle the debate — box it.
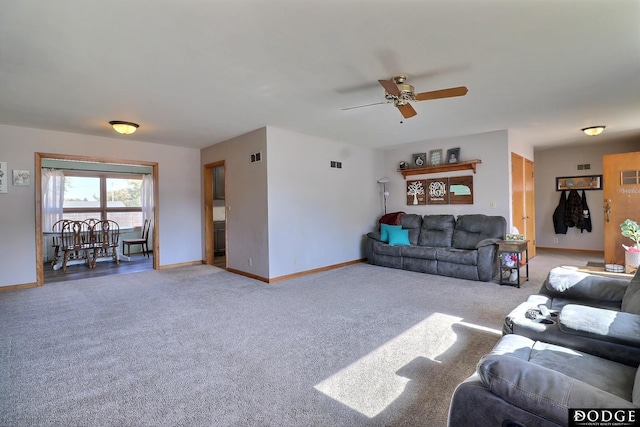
[60,220,94,272]
[122,219,151,257]
[90,219,120,267]
[50,219,71,269]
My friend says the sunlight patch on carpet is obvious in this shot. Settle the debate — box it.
[314,313,501,418]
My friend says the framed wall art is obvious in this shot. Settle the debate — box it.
[13,169,31,186]
[0,162,7,193]
[449,175,473,204]
[412,153,426,168]
[446,147,460,164]
[556,175,602,191]
[406,179,426,205]
[429,149,443,166]
[426,178,448,204]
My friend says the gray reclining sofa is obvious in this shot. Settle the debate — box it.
[365,214,506,282]
[448,268,640,426]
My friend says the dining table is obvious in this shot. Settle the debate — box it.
[44,225,135,271]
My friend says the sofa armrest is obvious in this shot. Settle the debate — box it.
[478,354,636,426]
[542,267,629,303]
[475,238,500,249]
[559,304,640,347]
[366,231,382,242]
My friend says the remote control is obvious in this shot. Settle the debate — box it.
[538,304,551,317]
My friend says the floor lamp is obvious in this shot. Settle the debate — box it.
[377,177,390,214]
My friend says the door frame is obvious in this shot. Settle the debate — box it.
[35,152,160,286]
[511,152,536,257]
[204,160,226,266]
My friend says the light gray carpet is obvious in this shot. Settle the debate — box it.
[0,250,603,426]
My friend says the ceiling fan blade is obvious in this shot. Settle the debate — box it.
[341,101,388,111]
[397,103,417,119]
[414,86,468,101]
[378,79,401,97]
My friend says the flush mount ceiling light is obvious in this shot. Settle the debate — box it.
[582,125,605,136]
[109,121,139,135]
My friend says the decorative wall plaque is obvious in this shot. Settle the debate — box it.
[449,175,473,204]
[426,178,448,204]
[406,179,427,205]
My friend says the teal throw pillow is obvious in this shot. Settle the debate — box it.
[380,224,402,243]
[387,228,410,246]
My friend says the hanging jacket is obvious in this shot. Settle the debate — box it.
[553,190,568,234]
[580,190,592,233]
[564,189,584,229]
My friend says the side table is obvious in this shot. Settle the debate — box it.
[498,240,529,287]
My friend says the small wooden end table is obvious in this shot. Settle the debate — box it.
[498,240,529,288]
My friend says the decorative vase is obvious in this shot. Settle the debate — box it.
[625,250,640,274]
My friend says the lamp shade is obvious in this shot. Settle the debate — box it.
[377,177,390,184]
[110,121,139,135]
[582,126,605,136]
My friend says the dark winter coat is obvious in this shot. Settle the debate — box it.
[580,190,592,233]
[553,190,568,234]
[565,189,584,229]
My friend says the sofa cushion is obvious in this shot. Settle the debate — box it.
[558,304,640,347]
[380,223,401,243]
[372,240,402,257]
[634,367,640,406]
[622,269,640,314]
[543,267,629,304]
[388,228,410,246]
[418,214,455,247]
[452,214,505,249]
[436,248,478,266]
[400,214,422,245]
[401,245,438,260]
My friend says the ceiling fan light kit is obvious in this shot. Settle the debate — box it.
[344,75,468,120]
[109,121,139,135]
[582,126,605,136]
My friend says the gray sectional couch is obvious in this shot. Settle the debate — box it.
[448,268,640,426]
[365,213,506,282]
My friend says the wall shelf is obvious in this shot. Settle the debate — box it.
[398,159,482,179]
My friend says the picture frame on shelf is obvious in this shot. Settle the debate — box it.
[429,149,443,166]
[399,161,408,170]
[412,153,427,168]
[446,147,460,164]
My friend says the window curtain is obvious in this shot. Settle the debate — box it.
[42,168,64,231]
[141,174,154,224]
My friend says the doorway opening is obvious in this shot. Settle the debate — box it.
[204,161,226,269]
[35,153,159,285]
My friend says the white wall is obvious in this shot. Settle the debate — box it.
[381,131,512,227]
[0,124,202,287]
[200,128,270,277]
[266,127,383,278]
[534,138,639,250]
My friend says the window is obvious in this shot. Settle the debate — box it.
[63,172,143,228]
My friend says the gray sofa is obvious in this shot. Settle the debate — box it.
[448,268,640,426]
[504,267,640,366]
[448,334,639,427]
[365,214,506,282]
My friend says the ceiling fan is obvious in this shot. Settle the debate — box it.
[342,75,468,119]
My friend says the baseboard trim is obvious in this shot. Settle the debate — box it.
[0,281,40,292]
[157,260,204,270]
[537,247,604,255]
[227,258,367,284]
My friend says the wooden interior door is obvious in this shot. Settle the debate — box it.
[511,153,536,257]
[524,158,536,257]
[204,160,226,266]
[603,151,640,265]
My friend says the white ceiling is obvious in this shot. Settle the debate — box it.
[2,0,639,151]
